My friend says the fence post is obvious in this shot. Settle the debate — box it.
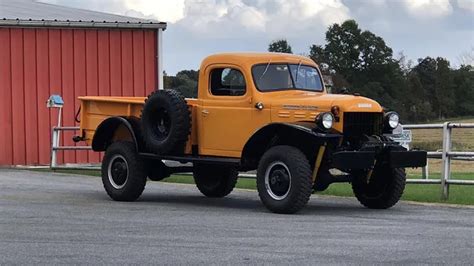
[50,107,62,169]
[50,128,57,168]
[441,122,451,200]
[422,161,429,179]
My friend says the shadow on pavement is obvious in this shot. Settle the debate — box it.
[126,192,407,216]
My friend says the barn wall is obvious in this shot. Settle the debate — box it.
[0,27,158,166]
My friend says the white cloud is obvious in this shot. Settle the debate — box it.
[457,0,474,12]
[401,0,453,18]
[122,0,185,23]
[39,0,473,74]
[175,0,350,38]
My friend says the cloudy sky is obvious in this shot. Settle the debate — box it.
[42,0,474,74]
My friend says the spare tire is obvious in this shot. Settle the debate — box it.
[141,89,191,155]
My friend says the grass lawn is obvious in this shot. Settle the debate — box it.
[318,173,474,206]
[45,168,472,206]
[163,173,474,206]
[410,117,474,156]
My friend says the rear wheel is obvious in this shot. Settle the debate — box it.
[257,146,312,214]
[101,141,147,201]
[193,163,238,198]
[351,167,406,209]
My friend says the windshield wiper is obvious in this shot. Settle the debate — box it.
[294,60,302,84]
[258,59,272,80]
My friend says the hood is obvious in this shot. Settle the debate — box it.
[269,91,383,122]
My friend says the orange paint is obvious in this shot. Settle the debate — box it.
[79,53,383,158]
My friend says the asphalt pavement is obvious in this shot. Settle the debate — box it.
[0,169,473,264]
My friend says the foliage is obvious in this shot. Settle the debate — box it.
[268,39,293,53]
[163,70,199,98]
[164,19,474,122]
[309,19,474,122]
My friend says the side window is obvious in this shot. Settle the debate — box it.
[210,68,246,96]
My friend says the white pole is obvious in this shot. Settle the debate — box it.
[51,107,62,168]
[441,122,451,200]
[51,128,57,168]
[157,28,164,90]
[422,161,429,179]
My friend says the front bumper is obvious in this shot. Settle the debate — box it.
[332,149,427,170]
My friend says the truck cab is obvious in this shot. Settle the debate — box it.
[78,52,427,214]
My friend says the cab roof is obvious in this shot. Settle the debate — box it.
[200,52,318,70]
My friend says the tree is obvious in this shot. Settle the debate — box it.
[309,19,403,111]
[310,20,396,85]
[411,57,455,119]
[452,65,474,115]
[458,47,474,67]
[323,20,362,81]
[404,73,434,121]
[309,19,474,122]
[177,70,199,81]
[359,31,393,69]
[268,39,293,53]
[309,44,327,66]
[163,69,199,98]
[434,58,455,118]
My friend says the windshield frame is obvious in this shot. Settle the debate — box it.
[251,62,325,93]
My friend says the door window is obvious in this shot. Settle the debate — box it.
[210,68,246,96]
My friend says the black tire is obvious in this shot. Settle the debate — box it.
[351,167,406,209]
[141,89,191,155]
[193,163,238,198]
[146,160,170,181]
[101,141,147,201]
[257,145,313,214]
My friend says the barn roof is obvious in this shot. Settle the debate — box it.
[0,0,166,30]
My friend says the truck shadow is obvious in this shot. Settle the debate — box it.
[135,193,404,216]
[138,194,265,213]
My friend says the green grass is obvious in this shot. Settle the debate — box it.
[39,169,474,206]
[165,173,474,206]
[319,174,474,206]
[163,174,258,190]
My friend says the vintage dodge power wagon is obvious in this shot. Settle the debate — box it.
[76,53,427,214]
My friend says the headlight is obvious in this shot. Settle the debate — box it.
[316,112,334,130]
[385,111,400,129]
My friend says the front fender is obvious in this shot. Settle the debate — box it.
[240,123,341,170]
[91,116,143,152]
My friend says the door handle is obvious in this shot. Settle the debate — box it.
[202,110,209,115]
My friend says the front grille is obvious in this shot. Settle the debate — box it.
[343,112,383,137]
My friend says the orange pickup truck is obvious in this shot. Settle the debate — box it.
[76,52,426,214]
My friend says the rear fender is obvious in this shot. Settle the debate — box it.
[92,116,144,152]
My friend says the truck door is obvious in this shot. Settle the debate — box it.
[198,65,254,158]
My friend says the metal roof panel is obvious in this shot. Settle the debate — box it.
[0,0,166,29]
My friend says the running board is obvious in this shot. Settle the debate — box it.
[139,153,241,166]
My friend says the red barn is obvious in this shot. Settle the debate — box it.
[0,0,166,166]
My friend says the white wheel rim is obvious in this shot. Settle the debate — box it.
[264,161,292,201]
[107,154,129,189]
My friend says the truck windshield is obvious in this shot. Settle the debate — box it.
[252,63,324,92]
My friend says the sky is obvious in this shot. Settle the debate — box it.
[42,0,474,75]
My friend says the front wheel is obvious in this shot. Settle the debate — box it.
[351,167,406,209]
[101,141,147,201]
[257,146,313,214]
